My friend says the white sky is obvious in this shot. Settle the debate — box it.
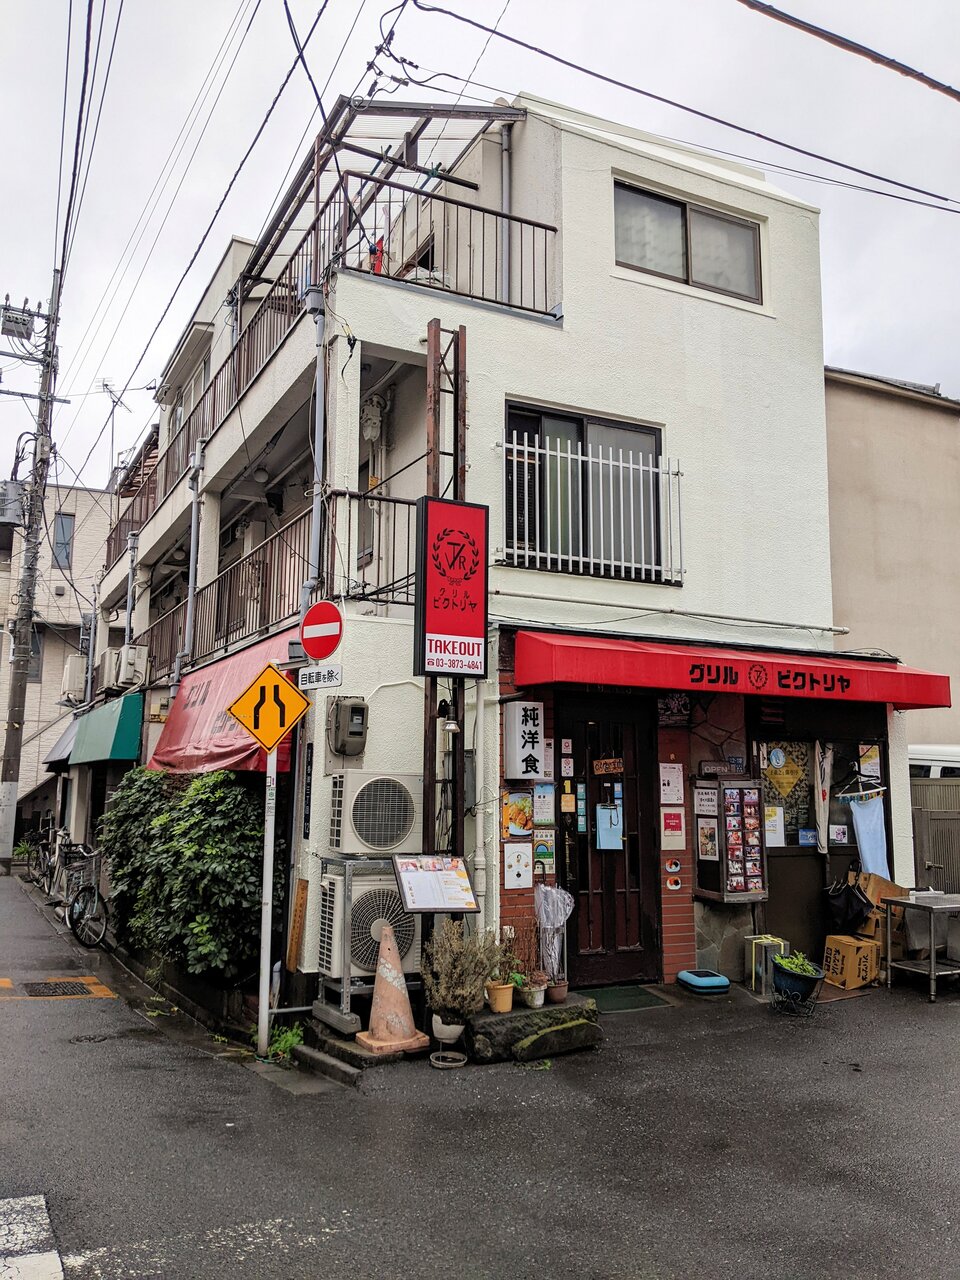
[2,0,958,497]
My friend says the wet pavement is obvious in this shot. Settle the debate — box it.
[2,873,959,1278]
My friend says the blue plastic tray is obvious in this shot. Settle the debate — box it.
[677,969,730,992]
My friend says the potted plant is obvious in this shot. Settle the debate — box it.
[771,950,824,1002]
[517,968,550,1008]
[486,943,520,1014]
[422,919,499,1042]
[546,970,569,1004]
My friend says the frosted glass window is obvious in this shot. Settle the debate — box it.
[614,185,685,281]
[689,208,760,301]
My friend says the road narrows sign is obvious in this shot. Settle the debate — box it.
[227,662,311,753]
[300,600,344,662]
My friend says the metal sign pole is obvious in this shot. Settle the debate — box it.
[257,747,278,1058]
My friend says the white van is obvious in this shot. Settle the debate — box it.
[909,745,960,779]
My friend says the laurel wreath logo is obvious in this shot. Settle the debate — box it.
[431,527,480,586]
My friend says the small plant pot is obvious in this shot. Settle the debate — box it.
[431,1014,465,1046]
[518,984,547,1009]
[546,981,568,1004]
[772,957,824,1001]
[486,982,514,1014]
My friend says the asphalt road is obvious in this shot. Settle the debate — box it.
[2,873,959,1280]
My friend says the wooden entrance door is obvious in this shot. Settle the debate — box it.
[557,696,660,985]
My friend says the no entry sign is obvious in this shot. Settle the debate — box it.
[300,600,344,661]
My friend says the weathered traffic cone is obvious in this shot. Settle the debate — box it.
[356,923,429,1055]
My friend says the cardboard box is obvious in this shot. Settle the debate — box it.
[743,934,789,995]
[849,872,908,907]
[856,904,904,939]
[823,935,881,990]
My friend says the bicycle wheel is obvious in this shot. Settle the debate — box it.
[41,853,57,896]
[68,886,109,948]
[26,843,45,886]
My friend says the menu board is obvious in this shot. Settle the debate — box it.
[694,780,768,903]
[393,855,480,913]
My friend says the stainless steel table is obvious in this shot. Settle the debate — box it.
[883,893,960,1003]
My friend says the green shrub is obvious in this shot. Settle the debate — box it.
[101,767,282,981]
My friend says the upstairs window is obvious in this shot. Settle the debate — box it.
[53,512,75,570]
[614,182,761,303]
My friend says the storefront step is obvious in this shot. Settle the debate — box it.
[303,1019,406,1071]
[466,994,603,1064]
[291,1043,361,1088]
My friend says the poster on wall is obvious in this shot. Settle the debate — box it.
[764,805,786,847]
[533,783,555,827]
[533,830,556,866]
[694,787,718,816]
[504,842,533,889]
[413,496,488,678]
[501,790,533,839]
[859,744,882,780]
[697,817,719,861]
[660,806,686,850]
[659,762,684,805]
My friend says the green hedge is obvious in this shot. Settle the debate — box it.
[101,767,282,981]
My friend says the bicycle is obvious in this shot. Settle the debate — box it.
[41,829,91,904]
[67,846,110,949]
[23,829,52,887]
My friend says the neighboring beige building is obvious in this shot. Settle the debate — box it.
[0,484,112,830]
[826,367,960,745]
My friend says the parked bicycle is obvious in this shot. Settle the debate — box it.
[22,828,53,888]
[66,845,110,949]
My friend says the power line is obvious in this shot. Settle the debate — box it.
[64,0,126,272]
[422,0,509,167]
[409,0,958,206]
[54,0,74,271]
[58,0,96,283]
[735,1,960,105]
[72,1,333,478]
[56,0,257,402]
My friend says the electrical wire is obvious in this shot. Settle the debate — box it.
[735,0,960,105]
[55,0,257,410]
[56,0,261,447]
[76,0,333,468]
[389,57,960,217]
[58,0,97,283]
[422,0,509,169]
[64,0,126,272]
[54,0,75,272]
[409,0,959,207]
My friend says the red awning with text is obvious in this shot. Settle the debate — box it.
[148,629,299,773]
[514,631,951,711]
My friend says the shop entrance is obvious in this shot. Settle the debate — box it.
[556,695,660,986]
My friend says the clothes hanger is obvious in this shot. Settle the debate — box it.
[836,771,886,802]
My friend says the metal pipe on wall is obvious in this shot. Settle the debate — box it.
[123,533,139,645]
[301,293,328,618]
[171,443,205,695]
[83,579,99,705]
[500,123,513,306]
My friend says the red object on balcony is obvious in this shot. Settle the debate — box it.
[514,631,951,711]
[148,629,299,773]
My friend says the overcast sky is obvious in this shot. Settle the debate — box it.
[2,0,958,496]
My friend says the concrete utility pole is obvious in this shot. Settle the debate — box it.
[0,269,62,874]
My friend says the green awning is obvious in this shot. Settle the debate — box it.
[70,694,143,765]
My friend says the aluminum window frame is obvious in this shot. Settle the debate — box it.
[614,180,762,305]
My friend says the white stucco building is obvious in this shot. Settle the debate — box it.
[89,94,949,1002]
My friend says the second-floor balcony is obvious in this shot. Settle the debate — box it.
[500,429,683,585]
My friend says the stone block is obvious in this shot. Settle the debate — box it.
[512,1018,603,1062]
[466,993,600,1064]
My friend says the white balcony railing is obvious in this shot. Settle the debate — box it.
[501,432,683,584]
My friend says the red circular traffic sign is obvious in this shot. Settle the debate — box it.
[300,600,344,661]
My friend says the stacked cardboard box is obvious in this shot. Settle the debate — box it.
[823,935,881,989]
[852,872,908,962]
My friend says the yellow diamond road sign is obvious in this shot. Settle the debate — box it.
[227,663,311,753]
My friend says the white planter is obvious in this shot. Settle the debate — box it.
[518,985,546,1008]
[432,1014,465,1045]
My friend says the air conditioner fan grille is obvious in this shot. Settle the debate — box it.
[351,777,416,850]
[350,888,415,971]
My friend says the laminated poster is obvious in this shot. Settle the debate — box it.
[697,817,719,861]
[659,762,685,805]
[764,805,785,847]
[694,788,718,817]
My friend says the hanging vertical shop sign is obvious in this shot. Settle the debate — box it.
[414,496,489,678]
[504,701,548,780]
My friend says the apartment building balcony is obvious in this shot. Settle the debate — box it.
[500,429,684,585]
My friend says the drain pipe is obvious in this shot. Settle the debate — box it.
[473,676,487,925]
[171,442,205,697]
[300,287,327,617]
[123,532,139,645]
[83,578,99,705]
[500,123,513,306]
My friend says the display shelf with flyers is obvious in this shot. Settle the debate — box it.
[694,778,769,904]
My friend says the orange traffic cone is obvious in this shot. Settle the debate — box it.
[356,923,429,1055]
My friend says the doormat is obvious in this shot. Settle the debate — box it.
[574,985,670,1013]
[816,982,880,1004]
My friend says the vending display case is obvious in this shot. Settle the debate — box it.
[694,779,769,904]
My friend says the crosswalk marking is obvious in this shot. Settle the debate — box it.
[0,1195,65,1279]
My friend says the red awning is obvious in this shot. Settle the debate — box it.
[149,629,299,773]
[514,631,951,711]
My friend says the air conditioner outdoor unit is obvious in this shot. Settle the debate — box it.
[317,867,421,979]
[97,644,148,693]
[60,654,87,702]
[329,772,423,856]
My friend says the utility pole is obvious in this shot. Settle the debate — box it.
[0,269,61,874]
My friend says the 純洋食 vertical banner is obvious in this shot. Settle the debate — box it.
[414,496,489,678]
